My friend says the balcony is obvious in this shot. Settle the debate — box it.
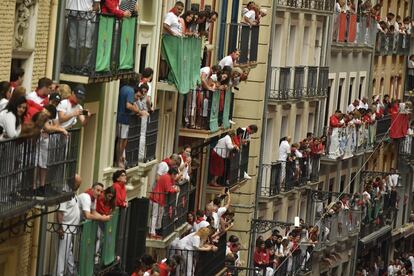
[375,115,391,141]
[376,32,411,56]
[168,234,227,275]
[60,10,137,83]
[147,180,193,245]
[219,23,259,65]
[276,0,334,12]
[269,66,328,101]
[324,123,376,161]
[125,109,159,169]
[260,156,321,197]
[159,35,202,93]
[180,88,233,138]
[400,136,414,162]
[43,197,151,275]
[0,129,80,220]
[332,14,377,49]
[207,143,250,189]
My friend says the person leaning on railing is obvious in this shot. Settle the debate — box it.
[100,0,132,18]
[0,95,26,140]
[163,1,184,37]
[78,182,112,222]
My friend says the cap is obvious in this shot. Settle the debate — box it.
[49,92,61,103]
[73,84,86,100]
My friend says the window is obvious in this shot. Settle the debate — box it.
[340,175,345,192]
[359,76,365,99]
[324,81,332,126]
[380,77,385,95]
[372,78,376,95]
[287,26,297,66]
[138,44,148,73]
[350,172,356,194]
[281,116,288,138]
[295,114,302,142]
[348,77,355,105]
[337,78,344,111]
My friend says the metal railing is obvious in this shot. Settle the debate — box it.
[400,135,414,160]
[208,144,250,188]
[148,180,192,239]
[0,129,80,219]
[376,32,411,56]
[324,123,375,160]
[332,14,377,46]
[269,66,328,101]
[375,115,391,140]
[168,234,227,276]
[61,10,137,78]
[276,0,334,12]
[125,109,159,169]
[43,208,122,276]
[219,23,260,64]
[260,156,320,196]
[183,88,233,132]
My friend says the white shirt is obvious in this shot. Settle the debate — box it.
[243,9,256,24]
[0,98,8,111]
[193,220,209,232]
[178,232,201,250]
[212,206,227,229]
[218,55,234,68]
[409,256,414,271]
[57,99,83,129]
[139,81,153,105]
[278,140,290,161]
[347,103,357,113]
[388,174,399,188]
[27,91,47,107]
[78,192,96,220]
[200,66,211,77]
[214,135,235,158]
[66,0,99,11]
[358,101,368,110]
[59,196,81,233]
[164,12,182,36]
[0,110,21,140]
[156,161,169,176]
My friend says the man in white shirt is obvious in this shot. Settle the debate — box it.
[78,182,111,221]
[27,77,53,107]
[57,84,90,129]
[156,154,182,180]
[163,1,184,36]
[200,65,220,91]
[243,5,257,25]
[218,49,240,69]
[278,136,291,161]
[347,99,360,114]
[55,174,82,276]
[388,168,399,188]
[358,97,369,110]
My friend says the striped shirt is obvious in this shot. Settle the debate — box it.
[119,0,137,15]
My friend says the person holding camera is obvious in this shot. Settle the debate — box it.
[57,84,91,129]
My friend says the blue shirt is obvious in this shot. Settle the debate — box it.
[117,85,135,125]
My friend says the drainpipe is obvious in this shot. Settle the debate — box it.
[46,0,59,79]
[248,0,277,267]
[52,0,67,82]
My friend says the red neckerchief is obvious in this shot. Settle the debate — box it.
[162,158,173,168]
[68,96,77,107]
[195,216,205,224]
[181,153,187,163]
[169,7,177,14]
[35,88,48,99]
[85,188,96,202]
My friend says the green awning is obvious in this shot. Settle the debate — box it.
[161,35,202,94]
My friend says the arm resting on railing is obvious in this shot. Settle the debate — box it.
[83,209,112,222]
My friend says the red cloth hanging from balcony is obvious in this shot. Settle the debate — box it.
[389,104,409,139]
[338,13,347,42]
[348,14,357,43]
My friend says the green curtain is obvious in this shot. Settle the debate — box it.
[119,17,137,70]
[209,91,220,132]
[222,89,232,129]
[161,35,202,94]
[101,208,120,265]
[95,15,115,72]
[79,220,98,276]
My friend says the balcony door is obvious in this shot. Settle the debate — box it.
[217,0,239,60]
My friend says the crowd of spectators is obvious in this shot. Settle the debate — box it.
[357,252,414,275]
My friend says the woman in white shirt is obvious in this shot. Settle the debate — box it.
[0,81,11,111]
[0,95,27,140]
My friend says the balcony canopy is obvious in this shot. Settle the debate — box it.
[161,35,202,94]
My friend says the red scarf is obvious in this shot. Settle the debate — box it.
[195,216,205,224]
[162,158,173,168]
[36,88,49,105]
[85,188,96,202]
[69,96,77,107]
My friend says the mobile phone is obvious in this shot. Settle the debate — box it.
[224,187,229,193]
[82,110,88,116]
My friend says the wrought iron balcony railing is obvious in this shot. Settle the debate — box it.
[276,0,334,12]
[218,23,259,65]
[0,129,80,219]
[61,10,137,80]
[208,143,250,188]
[182,88,233,132]
[269,66,328,101]
[400,135,414,161]
[260,155,320,197]
[148,180,192,239]
[125,109,159,169]
[332,14,377,46]
[376,32,411,56]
